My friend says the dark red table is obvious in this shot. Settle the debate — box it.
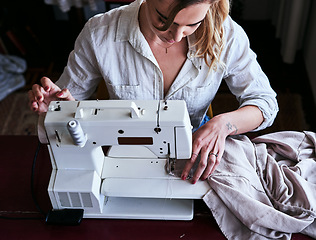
[0,136,312,239]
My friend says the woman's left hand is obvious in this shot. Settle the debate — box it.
[181,105,263,184]
[180,114,235,184]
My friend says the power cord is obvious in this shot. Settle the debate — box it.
[1,139,84,225]
[30,140,47,218]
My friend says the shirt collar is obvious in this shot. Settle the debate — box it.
[116,0,204,70]
[116,0,143,43]
[116,0,155,59]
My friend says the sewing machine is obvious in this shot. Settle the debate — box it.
[41,100,210,220]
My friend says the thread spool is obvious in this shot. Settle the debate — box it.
[67,120,86,147]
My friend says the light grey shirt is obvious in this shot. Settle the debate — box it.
[56,0,278,131]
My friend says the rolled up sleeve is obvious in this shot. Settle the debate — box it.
[223,19,279,131]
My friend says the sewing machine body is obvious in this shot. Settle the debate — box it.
[43,100,210,220]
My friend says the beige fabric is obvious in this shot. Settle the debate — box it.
[201,131,316,240]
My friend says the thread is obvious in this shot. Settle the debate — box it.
[67,120,86,147]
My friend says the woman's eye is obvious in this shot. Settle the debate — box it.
[158,17,166,24]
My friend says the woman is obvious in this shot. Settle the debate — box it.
[28,0,278,184]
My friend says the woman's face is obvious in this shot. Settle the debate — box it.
[144,0,211,44]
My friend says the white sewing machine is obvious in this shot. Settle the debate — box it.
[41,100,210,220]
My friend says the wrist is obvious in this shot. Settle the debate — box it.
[212,114,238,136]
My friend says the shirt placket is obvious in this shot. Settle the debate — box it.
[164,52,201,100]
[146,52,164,100]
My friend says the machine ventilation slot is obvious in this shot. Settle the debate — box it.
[81,193,93,208]
[58,192,71,207]
[69,193,81,207]
[58,192,93,208]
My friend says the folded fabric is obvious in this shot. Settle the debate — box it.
[182,131,316,240]
[0,54,27,101]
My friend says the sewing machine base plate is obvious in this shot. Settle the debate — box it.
[84,197,194,220]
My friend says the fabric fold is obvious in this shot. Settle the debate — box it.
[195,131,316,239]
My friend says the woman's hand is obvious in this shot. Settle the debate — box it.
[181,106,264,184]
[28,77,75,114]
[181,114,231,184]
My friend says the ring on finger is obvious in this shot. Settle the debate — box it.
[209,152,218,158]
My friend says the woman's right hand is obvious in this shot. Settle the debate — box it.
[28,77,75,114]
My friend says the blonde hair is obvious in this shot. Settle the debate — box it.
[157,0,230,70]
[194,0,230,70]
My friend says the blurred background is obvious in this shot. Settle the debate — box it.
[0,0,315,136]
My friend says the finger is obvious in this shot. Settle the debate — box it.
[201,152,218,180]
[185,136,210,183]
[28,89,36,104]
[28,90,39,111]
[31,84,46,102]
[187,136,207,180]
[211,146,224,173]
[40,76,55,92]
[201,142,224,180]
[190,152,208,184]
[181,152,199,180]
[191,136,218,183]
[56,88,75,101]
[191,129,208,153]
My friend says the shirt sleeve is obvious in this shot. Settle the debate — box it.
[55,18,103,100]
[222,18,279,131]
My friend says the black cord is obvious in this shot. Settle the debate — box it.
[0,140,46,220]
[30,140,47,218]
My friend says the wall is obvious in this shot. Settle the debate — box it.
[242,0,316,105]
[242,0,274,20]
[304,1,316,104]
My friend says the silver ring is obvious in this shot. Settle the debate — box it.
[192,152,198,157]
[209,152,218,158]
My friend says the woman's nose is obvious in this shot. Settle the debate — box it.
[169,26,186,42]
